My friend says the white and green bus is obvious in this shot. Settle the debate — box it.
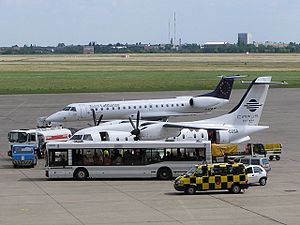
[45,141,212,180]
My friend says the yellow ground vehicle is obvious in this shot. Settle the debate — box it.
[174,163,248,194]
[211,143,282,162]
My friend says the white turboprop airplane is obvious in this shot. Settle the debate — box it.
[69,76,287,144]
[46,75,241,124]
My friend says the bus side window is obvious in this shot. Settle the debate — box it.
[30,133,36,142]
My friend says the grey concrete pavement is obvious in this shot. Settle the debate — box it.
[0,88,299,225]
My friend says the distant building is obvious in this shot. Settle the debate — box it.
[83,46,94,54]
[238,33,252,45]
[203,42,227,47]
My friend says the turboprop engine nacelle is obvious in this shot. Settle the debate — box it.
[216,130,230,143]
[140,124,181,140]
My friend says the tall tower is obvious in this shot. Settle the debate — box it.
[168,19,171,44]
[173,12,176,46]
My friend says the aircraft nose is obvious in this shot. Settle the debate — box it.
[46,111,68,122]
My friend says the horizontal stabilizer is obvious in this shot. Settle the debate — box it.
[241,80,288,85]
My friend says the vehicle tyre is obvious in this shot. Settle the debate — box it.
[74,168,88,180]
[185,186,196,195]
[231,184,241,194]
[259,177,267,186]
[157,167,172,180]
[269,155,274,161]
[276,155,280,161]
[34,156,38,166]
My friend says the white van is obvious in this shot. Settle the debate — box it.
[236,156,271,173]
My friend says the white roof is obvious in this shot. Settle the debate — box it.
[204,42,227,45]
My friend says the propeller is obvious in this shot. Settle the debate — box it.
[91,109,103,126]
[129,111,141,141]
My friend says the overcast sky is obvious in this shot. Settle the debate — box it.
[0,0,300,46]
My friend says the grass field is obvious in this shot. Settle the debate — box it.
[0,54,299,94]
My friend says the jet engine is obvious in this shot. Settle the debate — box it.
[189,97,221,108]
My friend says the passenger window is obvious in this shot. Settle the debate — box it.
[30,133,36,142]
[241,158,250,165]
[252,159,260,165]
[195,169,203,177]
[134,106,136,109]
[253,167,261,173]
[83,134,93,141]
[247,167,253,174]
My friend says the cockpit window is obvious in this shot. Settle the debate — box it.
[63,106,71,111]
[83,134,93,141]
[70,135,83,141]
[62,106,76,111]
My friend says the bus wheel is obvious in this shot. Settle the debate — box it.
[185,186,196,195]
[259,178,267,186]
[269,155,274,161]
[74,168,88,180]
[276,156,280,161]
[157,167,172,180]
[231,184,241,194]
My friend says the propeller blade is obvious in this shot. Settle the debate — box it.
[96,114,103,126]
[129,116,136,129]
[136,111,140,128]
[91,109,97,126]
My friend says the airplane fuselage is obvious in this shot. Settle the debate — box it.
[46,96,228,122]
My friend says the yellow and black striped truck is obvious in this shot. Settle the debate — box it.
[174,163,248,194]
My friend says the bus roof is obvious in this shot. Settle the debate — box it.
[46,140,211,149]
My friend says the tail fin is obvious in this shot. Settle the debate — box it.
[199,75,242,100]
[208,76,272,126]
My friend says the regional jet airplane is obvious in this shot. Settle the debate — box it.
[46,75,241,124]
[69,77,287,144]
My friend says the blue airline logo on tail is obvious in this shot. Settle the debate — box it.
[244,99,262,112]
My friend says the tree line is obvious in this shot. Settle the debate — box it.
[1,42,300,54]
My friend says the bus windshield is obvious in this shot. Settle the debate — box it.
[9,132,27,143]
